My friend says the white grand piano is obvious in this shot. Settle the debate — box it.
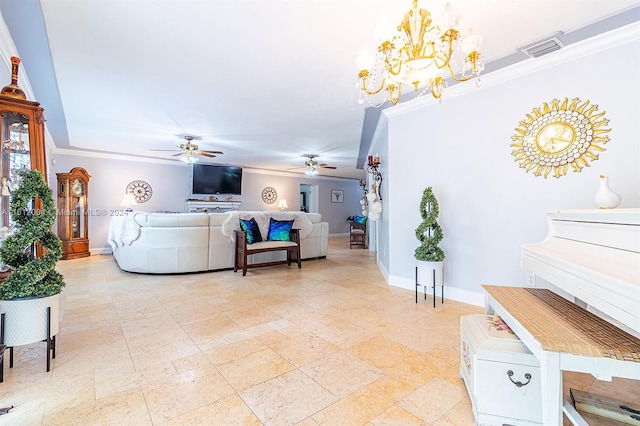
[483,209,640,425]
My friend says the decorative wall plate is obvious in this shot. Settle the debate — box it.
[261,186,277,204]
[510,98,610,179]
[126,180,153,203]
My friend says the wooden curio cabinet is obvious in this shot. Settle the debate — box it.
[56,167,90,259]
[0,96,48,256]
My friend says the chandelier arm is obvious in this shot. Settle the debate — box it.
[388,84,402,105]
[430,79,443,99]
[447,64,475,82]
[433,37,456,71]
[385,56,404,77]
[361,75,387,95]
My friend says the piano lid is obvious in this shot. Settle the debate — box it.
[521,209,640,336]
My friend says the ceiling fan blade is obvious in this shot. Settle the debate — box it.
[149,149,180,152]
[198,150,224,154]
[319,165,337,169]
[171,153,182,157]
[198,153,218,158]
[287,165,305,170]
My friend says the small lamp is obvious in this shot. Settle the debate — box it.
[277,199,288,211]
[120,193,137,212]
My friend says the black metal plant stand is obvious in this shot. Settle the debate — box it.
[415,266,445,307]
[0,307,56,383]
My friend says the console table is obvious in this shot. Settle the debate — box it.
[483,285,640,425]
[185,201,241,212]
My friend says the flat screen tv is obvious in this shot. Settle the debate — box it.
[192,164,243,195]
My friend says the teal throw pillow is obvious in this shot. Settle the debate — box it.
[354,215,367,224]
[239,218,263,244]
[267,218,294,241]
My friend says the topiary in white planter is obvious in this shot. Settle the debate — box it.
[415,187,445,262]
[415,187,445,292]
[0,169,65,347]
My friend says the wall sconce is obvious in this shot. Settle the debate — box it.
[277,199,289,211]
[120,193,137,212]
[359,178,369,201]
[366,154,382,200]
[359,179,368,195]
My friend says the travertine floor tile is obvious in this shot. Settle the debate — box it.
[269,332,340,367]
[46,387,152,425]
[398,378,468,424]
[141,364,235,423]
[239,369,337,425]
[370,405,428,425]
[216,346,296,391]
[126,327,201,370]
[162,393,262,425]
[301,351,385,398]
[311,387,394,425]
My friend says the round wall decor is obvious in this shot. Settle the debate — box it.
[510,97,610,179]
[126,180,153,203]
[261,186,277,204]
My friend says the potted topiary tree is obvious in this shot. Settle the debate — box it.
[0,169,65,348]
[414,187,445,292]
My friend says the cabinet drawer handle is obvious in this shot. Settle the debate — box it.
[507,370,532,387]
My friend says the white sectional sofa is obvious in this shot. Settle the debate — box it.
[108,211,328,274]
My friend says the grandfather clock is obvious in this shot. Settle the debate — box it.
[56,167,90,259]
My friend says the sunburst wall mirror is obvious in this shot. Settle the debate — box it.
[510,98,611,178]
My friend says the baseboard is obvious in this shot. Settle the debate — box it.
[90,247,112,255]
[387,273,485,307]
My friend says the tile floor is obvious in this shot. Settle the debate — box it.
[0,237,637,425]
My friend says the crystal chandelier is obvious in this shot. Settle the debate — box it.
[356,0,484,106]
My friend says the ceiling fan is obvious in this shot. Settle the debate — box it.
[289,154,337,176]
[149,135,223,163]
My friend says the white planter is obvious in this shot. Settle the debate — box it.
[0,294,59,347]
[416,260,444,287]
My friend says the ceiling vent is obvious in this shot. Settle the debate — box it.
[518,33,565,58]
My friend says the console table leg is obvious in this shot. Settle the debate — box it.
[540,352,563,425]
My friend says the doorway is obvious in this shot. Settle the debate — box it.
[299,184,318,213]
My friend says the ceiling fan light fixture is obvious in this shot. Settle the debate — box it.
[305,167,318,176]
[180,153,198,164]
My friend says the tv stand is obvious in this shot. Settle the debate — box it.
[186,200,241,212]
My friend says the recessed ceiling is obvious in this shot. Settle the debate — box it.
[2,0,639,179]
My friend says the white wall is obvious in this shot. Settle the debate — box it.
[49,153,363,254]
[377,26,640,306]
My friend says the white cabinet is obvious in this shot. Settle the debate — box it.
[185,201,241,212]
[460,314,542,425]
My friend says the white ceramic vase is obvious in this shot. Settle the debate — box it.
[0,294,59,346]
[594,175,621,209]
